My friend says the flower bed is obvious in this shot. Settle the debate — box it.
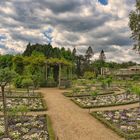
[91,108,140,139]
[63,88,119,97]
[63,91,91,97]
[72,93,139,108]
[0,115,55,140]
[0,98,47,111]
[5,91,42,98]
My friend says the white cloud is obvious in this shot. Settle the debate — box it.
[0,0,139,63]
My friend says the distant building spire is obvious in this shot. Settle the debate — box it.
[99,49,106,61]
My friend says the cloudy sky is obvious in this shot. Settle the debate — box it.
[0,0,140,63]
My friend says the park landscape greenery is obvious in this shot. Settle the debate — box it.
[0,0,140,139]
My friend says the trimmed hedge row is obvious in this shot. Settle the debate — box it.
[63,92,91,97]
[91,112,140,140]
[63,91,115,98]
[46,115,55,140]
[71,98,139,109]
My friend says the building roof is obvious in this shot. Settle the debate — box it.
[128,65,140,70]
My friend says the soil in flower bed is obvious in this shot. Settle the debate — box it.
[0,98,46,111]
[72,92,139,108]
[0,115,50,140]
[91,107,140,139]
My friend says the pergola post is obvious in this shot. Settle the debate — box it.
[68,67,71,80]
[45,63,48,81]
[58,63,61,87]
[67,67,69,80]
[70,67,72,80]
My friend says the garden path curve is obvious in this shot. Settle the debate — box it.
[39,88,124,140]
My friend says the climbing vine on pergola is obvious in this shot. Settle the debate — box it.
[45,58,73,87]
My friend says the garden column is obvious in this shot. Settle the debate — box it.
[68,67,71,80]
[67,67,69,80]
[46,63,48,81]
[70,67,72,80]
[58,64,61,87]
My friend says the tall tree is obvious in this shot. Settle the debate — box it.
[12,55,24,75]
[72,47,77,63]
[85,46,94,63]
[76,55,85,77]
[129,0,140,53]
[23,43,74,61]
[72,47,77,56]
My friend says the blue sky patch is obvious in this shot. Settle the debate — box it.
[98,0,108,5]
[0,34,6,41]
[43,28,53,44]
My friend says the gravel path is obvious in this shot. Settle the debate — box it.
[39,88,124,140]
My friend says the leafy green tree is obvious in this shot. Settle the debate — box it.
[22,78,33,96]
[13,75,23,88]
[75,55,85,77]
[72,47,76,56]
[129,0,140,53]
[12,55,24,75]
[0,68,16,137]
[0,54,13,69]
[23,43,74,61]
[24,56,45,76]
[72,47,77,63]
[31,74,41,89]
[85,46,94,63]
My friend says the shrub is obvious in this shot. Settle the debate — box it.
[105,77,112,88]
[90,91,98,100]
[72,87,80,95]
[84,71,95,80]
[14,75,23,88]
[31,74,41,89]
[101,80,107,89]
[132,75,140,81]
[22,78,33,93]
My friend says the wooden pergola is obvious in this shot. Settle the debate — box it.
[45,58,73,88]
